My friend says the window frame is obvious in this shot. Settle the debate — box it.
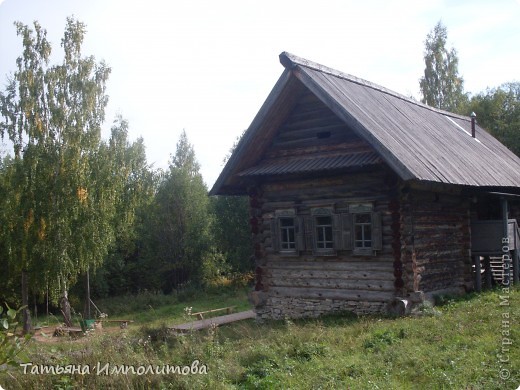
[348,203,382,256]
[310,207,338,256]
[271,204,382,257]
[353,212,373,251]
[279,216,297,252]
[271,209,303,255]
[315,215,334,250]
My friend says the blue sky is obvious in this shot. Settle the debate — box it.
[1,0,519,187]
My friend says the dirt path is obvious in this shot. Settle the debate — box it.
[31,324,124,343]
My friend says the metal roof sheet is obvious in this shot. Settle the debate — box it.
[238,152,382,177]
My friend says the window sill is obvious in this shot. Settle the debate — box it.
[353,248,375,257]
[277,250,301,257]
[313,250,337,257]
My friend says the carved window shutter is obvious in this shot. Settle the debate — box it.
[371,212,383,250]
[303,216,315,252]
[296,216,305,252]
[270,218,280,252]
[332,214,342,251]
[341,213,353,250]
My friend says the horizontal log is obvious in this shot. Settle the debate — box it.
[269,286,394,302]
[265,268,394,281]
[280,112,340,132]
[413,257,467,267]
[266,259,393,271]
[262,171,389,192]
[263,189,391,203]
[268,276,395,291]
[276,123,349,142]
[267,139,370,159]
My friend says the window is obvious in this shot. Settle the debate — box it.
[271,204,382,256]
[279,217,296,250]
[315,216,333,249]
[348,203,382,255]
[309,207,337,255]
[271,209,302,254]
[354,213,372,249]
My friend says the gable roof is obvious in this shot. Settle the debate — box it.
[211,52,520,195]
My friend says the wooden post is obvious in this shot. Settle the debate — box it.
[501,198,510,286]
[46,284,49,320]
[474,256,482,293]
[86,269,91,319]
[513,249,519,286]
[33,295,37,322]
[484,256,492,289]
[21,270,32,334]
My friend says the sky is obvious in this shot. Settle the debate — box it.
[1,0,519,188]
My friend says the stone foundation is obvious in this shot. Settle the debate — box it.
[255,297,387,320]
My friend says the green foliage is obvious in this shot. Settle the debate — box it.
[467,82,520,157]
[363,328,406,352]
[1,288,519,388]
[211,130,253,275]
[0,157,21,306]
[0,304,31,367]
[1,18,254,311]
[211,195,252,273]
[201,249,230,284]
[87,116,157,297]
[420,21,468,113]
[141,131,213,292]
[0,17,117,314]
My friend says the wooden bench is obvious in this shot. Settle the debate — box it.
[54,326,84,337]
[190,306,235,320]
[103,320,134,329]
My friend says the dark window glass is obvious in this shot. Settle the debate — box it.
[354,213,372,249]
[315,216,333,249]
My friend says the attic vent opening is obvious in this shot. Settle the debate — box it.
[317,131,331,139]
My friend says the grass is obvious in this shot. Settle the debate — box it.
[31,285,252,330]
[1,287,518,389]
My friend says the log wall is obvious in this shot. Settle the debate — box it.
[252,169,401,319]
[246,89,475,319]
[400,188,472,297]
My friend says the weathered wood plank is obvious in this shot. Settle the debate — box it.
[266,139,372,159]
[269,286,393,301]
[268,276,395,291]
[400,188,471,293]
[265,268,394,281]
[266,259,393,271]
[171,310,256,332]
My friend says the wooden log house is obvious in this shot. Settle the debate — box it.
[210,52,520,319]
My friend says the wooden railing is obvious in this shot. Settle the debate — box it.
[513,219,520,251]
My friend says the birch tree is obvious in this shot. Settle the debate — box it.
[419,21,468,113]
[0,18,117,330]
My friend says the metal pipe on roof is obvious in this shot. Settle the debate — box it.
[470,112,477,138]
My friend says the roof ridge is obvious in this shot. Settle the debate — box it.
[279,51,469,122]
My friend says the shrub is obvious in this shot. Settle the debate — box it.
[0,304,31,366]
